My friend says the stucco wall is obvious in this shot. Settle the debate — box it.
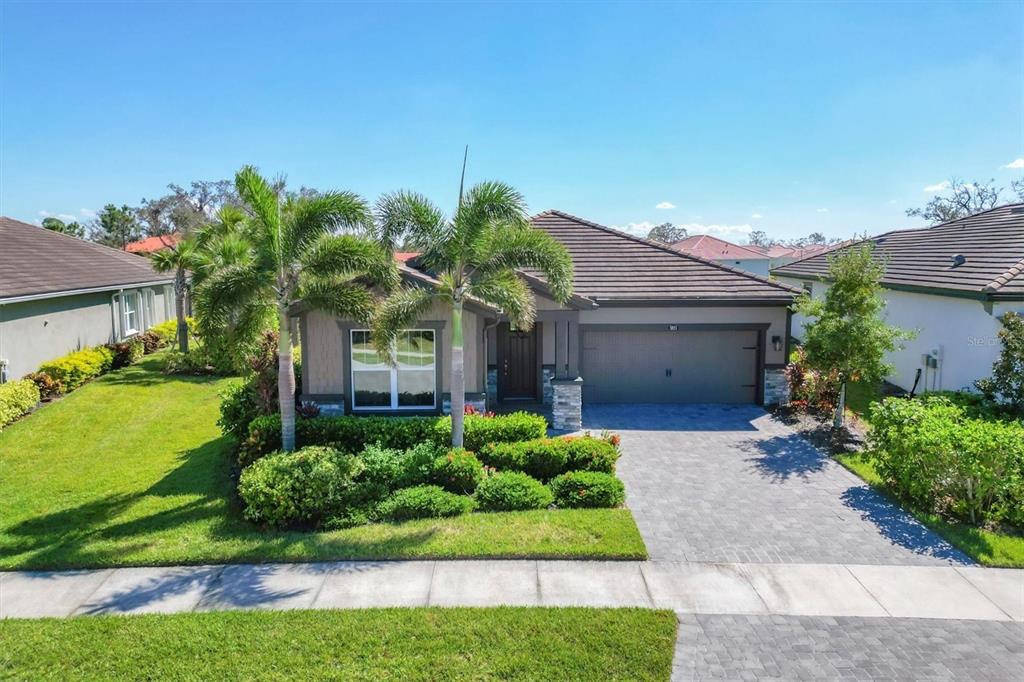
[300,299,485,397]
[779,275,1024,392]
[0,285,172,381]
[713,258,770,277]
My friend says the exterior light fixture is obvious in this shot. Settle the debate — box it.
[772,335,783,352]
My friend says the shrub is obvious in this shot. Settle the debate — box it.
[477,436,619,480]
[431,449,485,494]
[150,319,181,346]
[785,346,840,412]
[238,446,364,528]
[0,379,40,429]
[218,381,262,439]
[975,311,1024,415]
[37,347,113,392]
[354,443,408,499]
[163,348,221,376]
[107,337,144,369]
[376,485,474,522]
[564,436,620,473]
[550,471,625,509]
[138,331,163,354]
[25,371,62,401]
[475,471,552,511]
[455,411,548,451]
[395,442,446,488]
[869,396,1024,526]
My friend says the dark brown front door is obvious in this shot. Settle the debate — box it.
[498,323,537,400]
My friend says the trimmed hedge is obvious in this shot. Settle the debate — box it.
[475,471,552,511]
[430,449,485,494]
[0,379,41,430]
[239,411,548,465]
[376,485,475,522]
[37,346,114,393]
[477,436,619,481]
[550,471,625,509]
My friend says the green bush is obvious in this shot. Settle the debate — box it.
[550,471,625,509]
[218,381,262,439]
[478,436,619,480]
[376,485,474,522]
[869,396,1024,526]
[107,337,144,369]
[394,442,446,488]
[0,379,40,430]
[453,411,548,451]
[37,346,113,393]
[150,319,181,346]
[475,471,552,511]
[238,446,364,528]
[431,449,485,494]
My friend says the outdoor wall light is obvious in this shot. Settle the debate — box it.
[771,335,783,352]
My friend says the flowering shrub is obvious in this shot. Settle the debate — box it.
[785,346,840,412]
[430,449,485,494]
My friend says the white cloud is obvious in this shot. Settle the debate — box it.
[1003,158,1024,169]
[924,180,951,193]
[38,209,80,222]
[613,221,658,236]
[751,213,763,219]
[80,208,97,219]
[816,208,829,213]
[680,222,754,240]
[655,201,676,210]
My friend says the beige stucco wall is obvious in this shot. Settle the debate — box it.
[0,284,172,381]
[301,299,485,397]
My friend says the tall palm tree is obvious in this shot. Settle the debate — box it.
[202,166,399,451]
[372,182,574,448]
[150,238,202,352]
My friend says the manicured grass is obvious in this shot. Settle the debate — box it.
[836,452,1024,568]
[0,607,678,681]
[0,356,646,571]
[844,380,882,419]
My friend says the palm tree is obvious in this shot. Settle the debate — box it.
[372,181,574,448]
[150,238,202,352]
[201,166,398,451]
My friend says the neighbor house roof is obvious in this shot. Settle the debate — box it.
[750,243,838,260]
[528,210,798,304]
[125,233,181,254]
[772,203,1024,301]
[0,216,173,302]
[671,234,768,261]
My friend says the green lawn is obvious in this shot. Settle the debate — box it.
[0,607,677,681]
[836,452,1024,568]
[0,356,646,571]
[844,380,883,419]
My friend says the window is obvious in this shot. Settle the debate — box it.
[122,292,139,335]
[144,289,156,327]
[801,281,813,295]
[351,329,436,410]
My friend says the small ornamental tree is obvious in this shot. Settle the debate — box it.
[794,242,913,427]
[975,311,1024,414]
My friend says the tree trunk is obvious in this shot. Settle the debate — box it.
[278,305,297,452]
[175,268,188,354]
[833,381,846,429]
[451,300,466,448]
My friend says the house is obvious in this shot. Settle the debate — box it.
[125,233,181,254]
[670,234,771,276]
[297,210,797,427]
[773,203,1024,394]
[750,243,838,270]
[0,217,175,381]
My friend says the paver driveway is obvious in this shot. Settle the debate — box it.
[583,404,972,565]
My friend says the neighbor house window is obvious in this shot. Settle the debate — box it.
[122,292,139,335]
[351,329,436,410]
[802,281,813,295]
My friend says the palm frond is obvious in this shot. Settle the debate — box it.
[286,191,372,261]
[374,191,449,253]
[234,166,282,258]
[454,181,529,255]
[370,286,436,360]
[472,226,574,302]
[469,271,536,330]
[300,233,399,291]
[298,279,378,325]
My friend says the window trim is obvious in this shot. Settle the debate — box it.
[350,328,438,411]
[122,291,140,336]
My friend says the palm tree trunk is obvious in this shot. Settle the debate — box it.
[175,268,188,354]
[451,300,466,448]
[278,304,297,452]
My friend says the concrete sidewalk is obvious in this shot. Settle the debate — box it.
[2,560,1021,621]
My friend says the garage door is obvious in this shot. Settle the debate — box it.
[581,329,759,404]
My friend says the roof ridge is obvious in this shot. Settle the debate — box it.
[985,254,1024,292]
[1,215,152,264]
[922,201,1024,230]
[534,209,801,295]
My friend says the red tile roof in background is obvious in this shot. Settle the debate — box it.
[670,234,768,261]
[125,233,181,253]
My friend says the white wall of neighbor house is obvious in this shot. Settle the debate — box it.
[712,257,770,278]
[779,275,1024,393]
[0,285,171,381]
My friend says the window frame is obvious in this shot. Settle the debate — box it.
[122,292,140,336]
[349,328,438,411]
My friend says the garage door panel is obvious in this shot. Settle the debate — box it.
[581,329,758,404]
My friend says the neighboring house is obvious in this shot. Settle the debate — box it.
[125,233,181,254]
[670,234,771,276]
[774,203,1024,394]
[751,243,838,270]
[0,217,175,381]
[297,210,797,419]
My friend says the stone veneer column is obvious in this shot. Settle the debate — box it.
[551,377,583,431]
[763,368,790,406]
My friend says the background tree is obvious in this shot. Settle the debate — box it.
[372,182,573,448]
[41,217,85,238]
[646,222,688,244]
[794,242,913,427]
[150,238,202,352]
[89,204,141,249]
[906,178,1003,225]
[199,166,397,451]
[137,180,239,236]
[747,230,774,248]
[974,311,1024,414]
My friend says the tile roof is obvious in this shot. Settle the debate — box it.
[1,216,172,301]
[125,233,181,253]
[772,203,1024,300]
[528,210,798,304]
[671,234,768,261]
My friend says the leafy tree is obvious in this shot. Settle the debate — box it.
[747,230,774,248]
[906,178,1002,225]
[646,222,688,244]
[372,182,573,448]
[200,166,398,451]
[806,232,827,245]
[89,204,142,249]
[41,217,84,238]
[150,238,202,352]
[137,180,239,236]
[793,242,913,427]
[975,311,1024,414]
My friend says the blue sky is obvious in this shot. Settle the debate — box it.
[2,1,1022,242]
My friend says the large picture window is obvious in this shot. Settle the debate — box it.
[351,329,436,410]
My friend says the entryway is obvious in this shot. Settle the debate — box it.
[496,322,538,401]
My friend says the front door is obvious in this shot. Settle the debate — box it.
[498,323,538,400]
